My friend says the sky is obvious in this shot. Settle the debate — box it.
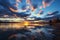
[0,0,60,19]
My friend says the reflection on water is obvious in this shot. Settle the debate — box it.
[0,23,25,29]
[0,23,54,40]
[0,23,47,29]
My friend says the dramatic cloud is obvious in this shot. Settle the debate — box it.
[0,0,30,18]
[0,0,59,19]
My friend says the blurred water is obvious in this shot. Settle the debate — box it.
[0,22,47,29]
[0,23,25,29]
[0,23,54,40]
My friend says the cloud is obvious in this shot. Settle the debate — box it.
[0,0,30,18]
[42,0,54,8]
[47,11,59,16]
[0,0,59,20]
[44,11,59,19]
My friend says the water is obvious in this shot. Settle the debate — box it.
[0,22,48,29]
[0,23,25,29]
[0,23,54,40]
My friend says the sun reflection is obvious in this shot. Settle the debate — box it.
[24,21,30,26]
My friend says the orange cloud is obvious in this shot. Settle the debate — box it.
[9,7,18,12]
